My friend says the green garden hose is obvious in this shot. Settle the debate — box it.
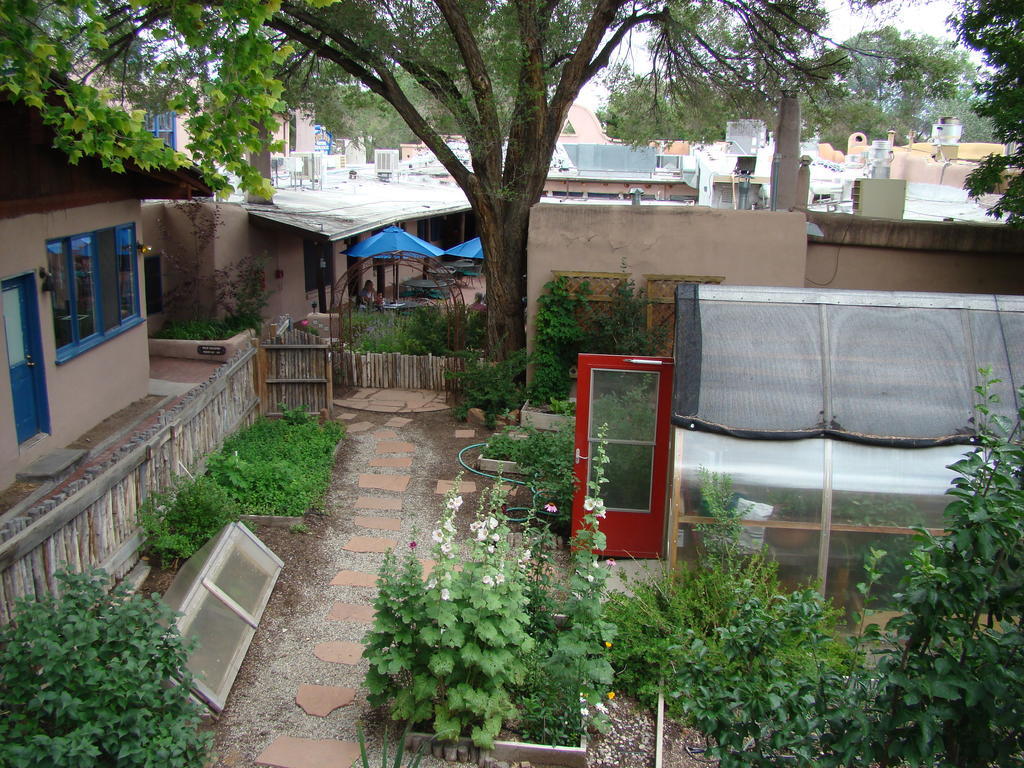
[456,442,559,523]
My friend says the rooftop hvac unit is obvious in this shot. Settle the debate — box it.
[726,120,767,155]
[375,149,400,180]
[656,154,683,171]
[852,178,906,220]
[302,153,324,188]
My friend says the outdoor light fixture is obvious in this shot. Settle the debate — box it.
[37,266,54,292]
[137,242,153,256]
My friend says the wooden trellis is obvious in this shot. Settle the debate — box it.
[644,274,725,355]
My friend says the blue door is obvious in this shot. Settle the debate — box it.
[3,274,49,443]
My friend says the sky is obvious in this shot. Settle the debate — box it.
[577,0,962,112]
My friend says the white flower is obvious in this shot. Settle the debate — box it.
[595,702,608,714]
[495,572,505,585]
[431,529,443,543]
[440,588,451,601]
[476,528,488,542]
[583,497,597,511]
[447,495,463,511]
[522,549,531,561]
[427,578,437,589]
[580,707,589,717]
[586,574,595,582]
[487,516,498,530]
[487,545,495,553]
[491,532,500,542]
[440,542,452,555]
[443,518,456,533]
[482,574,494,587]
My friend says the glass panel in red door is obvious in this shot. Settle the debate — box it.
[572,354,673,558]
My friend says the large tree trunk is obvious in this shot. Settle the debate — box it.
[476,197,530,358]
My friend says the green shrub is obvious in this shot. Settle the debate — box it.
[483,422,576,527]
[528,277,589,404]
[0,568,211,768]
[449,350,527,427]
[153,314,256,340]
[140,474,240,566]
[207,407,344,516]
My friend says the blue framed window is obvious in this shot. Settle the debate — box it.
[46,224,142,361]
[144,111,177,150]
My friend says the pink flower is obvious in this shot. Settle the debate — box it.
[409,541,417,549]
[545,503,558,513]
[607,558,616,567]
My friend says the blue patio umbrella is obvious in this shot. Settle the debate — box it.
[346,225,443,258]
[442,237,484,260]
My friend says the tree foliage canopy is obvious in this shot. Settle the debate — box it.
[2,0,844,354]
[600,25,989,149]
[954,0,1024,226]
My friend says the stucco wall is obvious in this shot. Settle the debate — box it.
[525,203,808,347]
[0,200,149,487]
[805,212,1024,295]
[806,243,1024,294]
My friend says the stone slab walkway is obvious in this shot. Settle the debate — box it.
[333,388,448,414]
[249,388,491,768]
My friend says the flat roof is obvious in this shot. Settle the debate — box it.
[243,166,471,242]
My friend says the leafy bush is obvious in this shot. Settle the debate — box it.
[153,314,256,340]
[364,486,534,748]
[529,276,590,404]
[449,350,528,427]
[348,306,483,356]
[139,473,240,566]
[207,407,344,516]
[483,422,576,527]
[581,273,666,356]
[366,452,616,749]
[0,569,211,768]
[673,581,854,767]
[822,380,1024,768]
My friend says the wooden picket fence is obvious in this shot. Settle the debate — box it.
[335,350,465,392]
[0,349,258,624]
[257,324,333,417]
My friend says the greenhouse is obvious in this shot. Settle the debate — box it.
[669,285,1024,624]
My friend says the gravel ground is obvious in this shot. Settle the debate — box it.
[143,404,707,768]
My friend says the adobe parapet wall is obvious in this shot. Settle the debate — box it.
[805,212,1024,295]
[807,211,1024,255]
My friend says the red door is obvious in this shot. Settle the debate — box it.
[571,354,674,558]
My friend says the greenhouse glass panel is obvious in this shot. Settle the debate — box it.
[160,522,283,711]
[826,530,921,630]
[830,441,965,530]
[678,432,823,589]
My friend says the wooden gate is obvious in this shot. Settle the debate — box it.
[257,322,332,417]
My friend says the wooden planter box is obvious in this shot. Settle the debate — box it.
[520,401,573,432]
[406,731,586,768]
[476,456,523,475]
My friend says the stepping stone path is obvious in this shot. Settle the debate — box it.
[256,736,360,768]
[295,685,357,716]
[257,388,483,768]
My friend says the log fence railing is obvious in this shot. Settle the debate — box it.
[0,348,258,624]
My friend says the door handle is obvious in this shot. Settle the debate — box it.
[25,355,35,368]
[574,448,588,464]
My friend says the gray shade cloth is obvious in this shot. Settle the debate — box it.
[673,285,1024,446]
